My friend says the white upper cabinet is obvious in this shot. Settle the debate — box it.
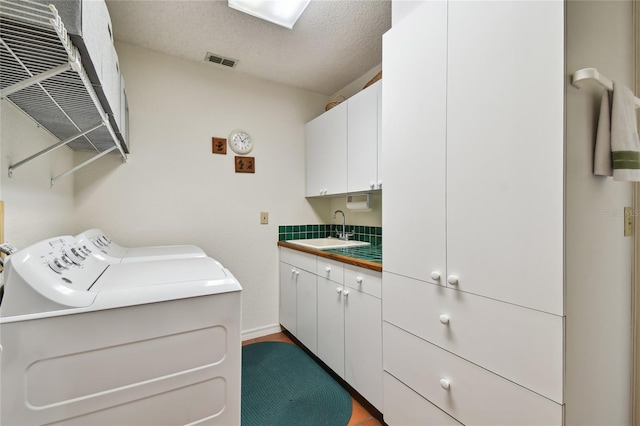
[348,81,381,193]
[445,0,564,315]
[382,0,447,282]
[306,81,381,197]
[305,102,348,197]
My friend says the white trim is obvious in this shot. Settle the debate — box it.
[242,323,282,341]
[634,1,639,421]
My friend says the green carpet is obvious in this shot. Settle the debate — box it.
[242,341,352,426]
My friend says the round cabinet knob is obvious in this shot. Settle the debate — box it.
[356,276,363,284]
[325,266,331,273]
[291,268,296,274]
[370,181,375,189]
[336,287,342,294]
[447,275,459,286]
[439,379,451,390]
[439,314,450,325]
[377,180,382,188]
[343,290,350,297]
[431,271,441,281]
[295,271,300,276]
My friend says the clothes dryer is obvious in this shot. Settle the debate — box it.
[0,235,241,425]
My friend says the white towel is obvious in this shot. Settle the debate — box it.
[594,82,640,181]
[594,89,612,176]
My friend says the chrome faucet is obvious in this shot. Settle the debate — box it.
[332,209,349,240]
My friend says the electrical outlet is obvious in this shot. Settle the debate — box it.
[260,211,269,225]
[624,207,633,236]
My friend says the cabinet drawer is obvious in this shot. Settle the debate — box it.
[344,265,381,298]
[383,372,462,426]
[383,272,563,403]
[384,323,563,425]
[280,248,316,273]
[316,258,344,284]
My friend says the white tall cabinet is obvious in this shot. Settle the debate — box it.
[382,1,634,425]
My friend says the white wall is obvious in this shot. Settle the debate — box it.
[330,64,381,101]
[0,100,75,248]
[565,1,635,424]
[72,42,329,334]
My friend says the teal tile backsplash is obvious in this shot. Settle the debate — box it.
[278,224,382,245]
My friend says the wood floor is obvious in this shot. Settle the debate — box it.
[243,332,382,426]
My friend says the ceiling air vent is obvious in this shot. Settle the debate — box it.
[205,52,238,68]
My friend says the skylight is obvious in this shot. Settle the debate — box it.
[228,0,311,29]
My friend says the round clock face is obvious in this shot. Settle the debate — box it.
[229,130,253,154]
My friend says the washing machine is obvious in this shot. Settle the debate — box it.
[75,228,207,263]
[0,235,242,425]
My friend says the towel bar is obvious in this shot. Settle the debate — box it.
[571,67,640,108]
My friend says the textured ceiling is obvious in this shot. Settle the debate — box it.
[105,0,391,96]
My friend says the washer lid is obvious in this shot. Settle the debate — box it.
[91,257,228,291]
[122,245,206,262]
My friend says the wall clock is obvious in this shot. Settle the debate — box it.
[228,129,254,154]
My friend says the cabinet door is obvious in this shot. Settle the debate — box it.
[344,288,383,410]
[446,1,564,314]
[295,268,318,354]
[384,373,463,426]
[348,81,380,193]
[382,0,447,284]
[317,278,345,378]
[279,262,297,335]
[376,80,382,188]
[384,323,563,426]
[305,102,348,197]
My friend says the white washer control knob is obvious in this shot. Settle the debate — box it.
[431,271,441,281]
[440,379,451,390]
[60,254,76,266]
[439,315,450,325]
[447,275,459,285]
[48,259,65,274]
[70,247,86,260]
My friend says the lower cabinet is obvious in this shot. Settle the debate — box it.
[384,322,563,425]
[280,247,383,411]
[279,250,317,354]
[383,372,462,426]
[343,278,382,410]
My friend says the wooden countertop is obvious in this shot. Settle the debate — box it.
[277,241,382,273]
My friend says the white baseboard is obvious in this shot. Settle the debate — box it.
[242,323,282,341]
